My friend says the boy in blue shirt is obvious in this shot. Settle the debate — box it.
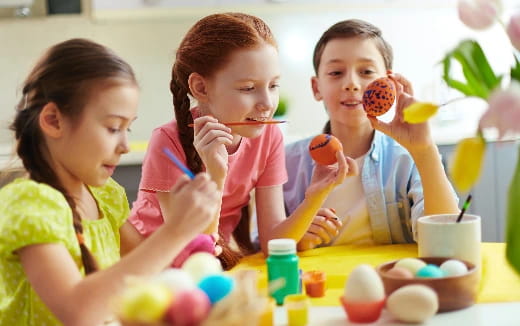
[284,19,459,250]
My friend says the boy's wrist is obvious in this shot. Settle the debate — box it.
[408,142,438,158]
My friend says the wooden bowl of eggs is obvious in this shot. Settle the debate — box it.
[376,257,479,312]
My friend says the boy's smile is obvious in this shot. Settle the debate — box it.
[312,37,387,126]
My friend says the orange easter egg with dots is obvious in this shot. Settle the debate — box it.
[309,134,342,165]
[363,77,396,116]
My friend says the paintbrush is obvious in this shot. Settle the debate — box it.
[188,120,287,127]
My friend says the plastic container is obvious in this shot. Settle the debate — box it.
[267,239,300,305]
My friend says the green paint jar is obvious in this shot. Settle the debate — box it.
[267,239,299,305]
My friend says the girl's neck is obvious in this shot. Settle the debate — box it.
[331,120,374,159]
[226,134,242,154]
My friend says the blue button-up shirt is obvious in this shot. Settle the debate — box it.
[284,131,428,244]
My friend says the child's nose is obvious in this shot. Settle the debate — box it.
[343,74,360,92]
[118,136,130,154]
[257,94,276,112]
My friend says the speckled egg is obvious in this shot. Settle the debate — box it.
[363,77,396,116]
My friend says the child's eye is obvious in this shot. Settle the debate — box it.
[270,83,280,89]
[126,127,132,133]
[361,69,376,76]
[240,86,254,91]
[327,71,342,77]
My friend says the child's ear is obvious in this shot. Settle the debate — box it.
[39,102,64,138]
[188,72,210,103]
[311,76,323,101]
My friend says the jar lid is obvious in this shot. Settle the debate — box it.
[268,238,296,255]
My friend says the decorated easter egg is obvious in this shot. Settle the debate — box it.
[118,282,173,323]
[416,264,444,278]
[363,77,396,116]
[172,234,216,268]
[309,134,343,165]
[153,268,196,292]
[440,259,468,277]
[198,274,235,304]
[182,252,223,282]
[386,284,439,323]
[394,258,426,274]
[385,266,414,279]
[165,288,211,326]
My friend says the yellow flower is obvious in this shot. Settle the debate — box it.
[403,102,439,124]
[449,136,486,193]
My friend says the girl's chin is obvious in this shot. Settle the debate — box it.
[234,126,265,138]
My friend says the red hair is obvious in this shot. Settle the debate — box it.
[171,13,277,269]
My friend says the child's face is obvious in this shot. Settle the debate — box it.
[56,83,139,187]
[203,44,280,138]
[312,37,387,127]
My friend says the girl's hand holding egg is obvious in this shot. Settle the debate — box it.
[306,135,358,198]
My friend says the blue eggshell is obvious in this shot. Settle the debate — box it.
[416,264,444,278]
[198,274,235,304]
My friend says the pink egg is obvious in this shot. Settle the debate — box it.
[165,288,211,326]
[386,267,414,279]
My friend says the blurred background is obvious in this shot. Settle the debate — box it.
[1,0,519,241]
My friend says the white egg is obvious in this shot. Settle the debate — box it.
[386,284,439,323]
[181,252,223,282]
[440,259,468,277]
[344,264,385,302]
[153,268,196,292]
[394,258,426,274]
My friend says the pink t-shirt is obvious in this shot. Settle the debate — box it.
[128,120,288,241]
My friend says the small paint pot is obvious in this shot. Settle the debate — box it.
[284,294,310,326]
[303,270,326,298]
[258,297,276,326]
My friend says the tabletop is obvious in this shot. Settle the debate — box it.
[232,242,520,325]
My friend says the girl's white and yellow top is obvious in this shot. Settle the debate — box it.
[0,178,129,326]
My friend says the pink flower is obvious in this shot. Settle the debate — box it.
[479,84,520,138]
[507,12,520,51]
[457,0,500,30]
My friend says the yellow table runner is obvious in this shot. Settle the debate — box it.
[232,243,520,306]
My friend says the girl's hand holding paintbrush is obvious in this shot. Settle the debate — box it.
[192,115,233,189]
[160,173,221,238]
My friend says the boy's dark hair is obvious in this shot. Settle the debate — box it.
[11,38,137,274]
[312,19,393,73]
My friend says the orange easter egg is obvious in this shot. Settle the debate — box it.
[309,134,342,165]
[363,77,396,116]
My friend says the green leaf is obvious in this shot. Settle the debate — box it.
[441,40,501,100]
[506,146,520,274]
[511,55,520,84]
[442,56,480,97]
[460,40,502,90]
